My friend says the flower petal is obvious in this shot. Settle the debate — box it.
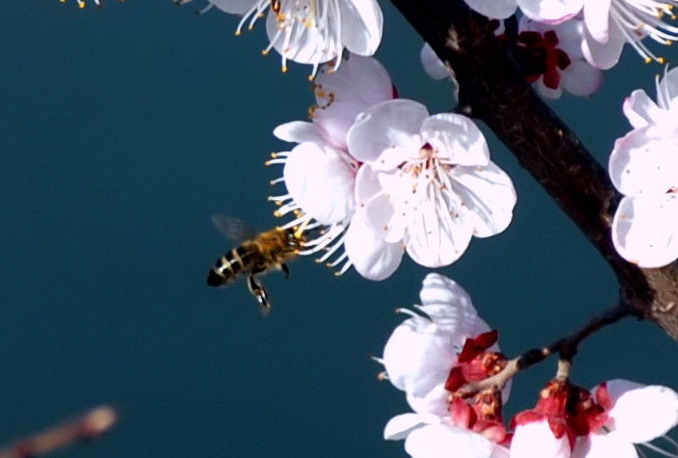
[609,128,678,196]
[344,211,403,280]
[384,413,441,441]
[265,9,339,66]
[274,121,324,144]
[283,142,355,224]
[622,89,664,130]
[583,0,612,43]
[581,20,625,70]
[518,0,583,23]
[463,0,518,19]
[602,379,678,443]
[560,60,602,97]
[405,423,496,458]
[339,0,383,57]
[449,162,517,238]
[315,54,393,107]
[420,43,451,81]
[347,99,428,164]
[570,434,637,458]
[406,383,451,417]
[510,420,571,458]
[208,0,257,14]
[612,195,678,268]
[421,114,490,166]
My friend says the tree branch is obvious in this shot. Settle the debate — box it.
[388,0,678,340]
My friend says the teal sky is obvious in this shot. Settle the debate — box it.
[1,2,677,457]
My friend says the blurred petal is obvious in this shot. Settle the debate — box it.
[274,121,324,144]
[571,434,637,458]
[602,379,678,443]
[463,0,517,19]
[518,0,583,22]
[405,423,496,458]
[421,43,451,80]
[622,90,663,130]
[560,60,602,96]
[510,420,571,458]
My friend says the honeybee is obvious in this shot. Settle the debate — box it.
[206,215,306,314]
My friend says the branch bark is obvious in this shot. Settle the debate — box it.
[388,0,678,340]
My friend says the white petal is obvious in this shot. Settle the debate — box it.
[535,78,563,100]
[283,142,355,224]
[313,99,368,150]
[660,67,678,105]
[421,114,490,166]
[421,43,451,80]
[274,121,324,144]
[406,383,451,417]
[404,190,474,268]
[510,420,571,458]
[315,54,393,107]
[405,423,496,458]
[384,413,440,441]
[622,90,663,130]
[581,21,625,70]
[560,60,602,96]
[463,0,518,19]
[347,99,428,164]
[602,379,678,443]
[419,273,475,309]
[612,195,678,268]
[449,162,517,238]
[339,0,383,56]
[609,128,678,196]
[344,211,403,280]
[381,315,458,396]
[518,0,583,22]
[571,434,638,458]
[583,0,612,43]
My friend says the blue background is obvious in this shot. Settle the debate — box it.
[1,1,677,456]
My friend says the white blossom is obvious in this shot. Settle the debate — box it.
[181,0,382,75]
[609,67,678,267]
[345,99,516,274]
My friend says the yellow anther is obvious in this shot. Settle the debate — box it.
[274,201,283,206]
[235,31,242,36]
[307,74,315,82]
[273,210,282,217]
[281,66,289,73]
[262,49,270,56]
[270,152,278,158]
[645,56,653,64]
[658,57,666,64]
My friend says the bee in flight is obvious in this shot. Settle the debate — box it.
[206,215,307,315]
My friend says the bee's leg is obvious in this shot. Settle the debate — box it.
[247,274,271,314]
[281,263,290,279]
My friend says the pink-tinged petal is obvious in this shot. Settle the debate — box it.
[612,195,678,268]
[463,0,518,19]
[582,21,625,70]
[315,54,393,107]
[265,11,338,66]
[570,434,637,458]
[273,121,324,144]
[449,162,517,238]
[313,99,368,150]
[601,379,678,443]
[405,423,496,458]
[552,18,585,59]
[421,43,451,80]
[347,99,428,164]
[339,0,383,57]
[404,192,474,268]
[518,0,583,23]
[609,128,678,196]
[384,413,440,441]
[622,90,663,129]
[661,67,678,105]
[583,0,612,43]
[208,0,257,14]
[344,211,403,280]
[510,420,571,458]
[490,446,511,458]
[560,60,602,96]
[421,114,490,166]
[406,383,451,417]
[283,142,355,225]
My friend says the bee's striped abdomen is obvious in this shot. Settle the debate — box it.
[206,246,251,287]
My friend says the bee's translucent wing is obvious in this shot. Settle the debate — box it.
[211,215,257,242]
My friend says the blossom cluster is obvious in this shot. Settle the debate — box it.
[378,273,678,458]
[267,54,517,280]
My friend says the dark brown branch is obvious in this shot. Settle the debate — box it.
[0,406,118,458]
[460,303,631,394]
[388,0,678,339]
